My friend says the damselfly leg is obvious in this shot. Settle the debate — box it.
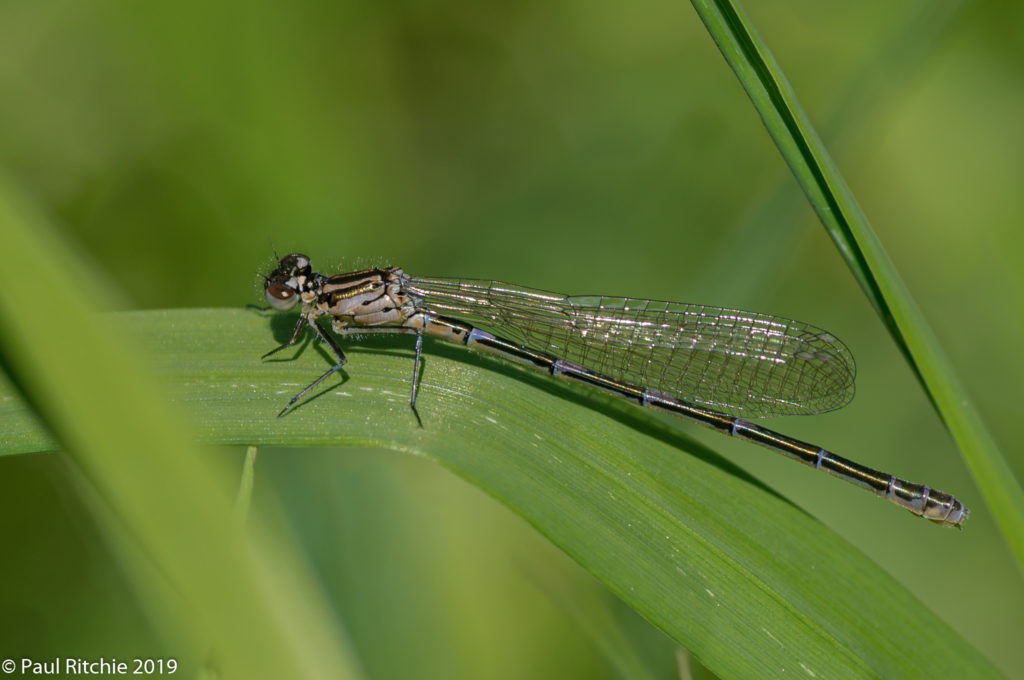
[261,315,308,360]
[273,318,349,417]
[329,326,426,427]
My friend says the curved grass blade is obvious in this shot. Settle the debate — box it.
[0,307,1003,679]
[0,174,364,680]
[687,0,971,303]
[690,0,1024,573]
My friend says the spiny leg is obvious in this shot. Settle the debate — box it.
[278,318,348,416]
[409,330,424,428]
[262,315,307,359]
[333,326,425,426]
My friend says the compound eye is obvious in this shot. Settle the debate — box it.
[265,282,299,310]
[281,253,311,273]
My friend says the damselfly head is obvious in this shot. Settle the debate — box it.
[264,253,314,311]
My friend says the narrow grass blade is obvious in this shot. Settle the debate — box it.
[0,175,364,680]
[690,0,1024,572]
[237,445,259,518]
[687,0,970,303]
[525,565,670,680]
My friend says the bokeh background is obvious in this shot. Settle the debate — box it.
[1,0,1022,677]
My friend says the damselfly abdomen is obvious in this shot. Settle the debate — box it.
[260,253,968,528]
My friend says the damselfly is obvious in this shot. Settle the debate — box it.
[261,253,968,527]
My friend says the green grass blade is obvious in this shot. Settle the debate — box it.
[236,445,259,518]
[0,307,1003,678]
[525,567,670,680]
[0,175,364,680]
[686,0,970,303]
[690,0,1024,573]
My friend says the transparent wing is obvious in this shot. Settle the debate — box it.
[405,276,856,418]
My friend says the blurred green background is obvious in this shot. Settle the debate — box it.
[1,0,1022,678]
